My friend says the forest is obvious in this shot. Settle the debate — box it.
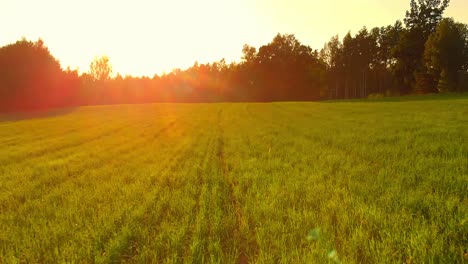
[0,0,467,111]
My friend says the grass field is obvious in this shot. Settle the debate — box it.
[0,95,467,263]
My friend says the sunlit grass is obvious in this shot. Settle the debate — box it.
[0,96,467,263]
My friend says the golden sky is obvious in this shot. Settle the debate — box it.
[1,0,467,77]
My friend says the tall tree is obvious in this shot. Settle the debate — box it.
[241,44,257,63]
[394,0,450,93]
[0,39,67,110]
[89,56,113,81]
[404,0,450,37]
[425,18,468,91]
[321,35,343,98]
[341,32,357,98]
[254,34,325,101]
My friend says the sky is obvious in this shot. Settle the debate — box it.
[1,0,467,77]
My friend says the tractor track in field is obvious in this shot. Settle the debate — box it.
[247,103,390,250]
[0,119,149,165]
[179,124,216,262]
[0,119,181,211]
[248,104,383,175]
[1,118,195,260]
[216,109,259,264]
[0,116,126,156]
[100,130,202,262]
[1,118,178,175]
[2,112,181,166]
[0,119,102,146]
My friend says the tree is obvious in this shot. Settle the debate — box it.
[320,35,343,98]
[241,44,256,63]
[0,39,66,111]
[394,0,450,93]
[425,18,468,92]
[370,26,391,94]
[254,33,324,101]
[89,56,113,81]
[404,0,449,37]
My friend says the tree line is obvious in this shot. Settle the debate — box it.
[0,0,467,111]
[321,0,467,98]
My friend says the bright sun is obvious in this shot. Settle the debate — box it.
[1,0,467,76]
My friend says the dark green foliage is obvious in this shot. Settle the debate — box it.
[321,0,467,98]
[0,0,467,109]
[393,0,450,93]
[0,39,80,111]
[404,0,449,37]
[425,18,468,92]
[245,34,326,101]
[321,23,403,99]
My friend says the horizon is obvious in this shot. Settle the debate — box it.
[2,0,468,77]
[1,1,467,261]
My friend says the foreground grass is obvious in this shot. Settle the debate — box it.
[0,97,467,263]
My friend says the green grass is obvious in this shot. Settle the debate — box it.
[326,92,468,103]
[0,96,467,263]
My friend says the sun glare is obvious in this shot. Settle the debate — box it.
[1,0,467,77]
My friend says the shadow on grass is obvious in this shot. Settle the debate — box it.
[0,107,77,122]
